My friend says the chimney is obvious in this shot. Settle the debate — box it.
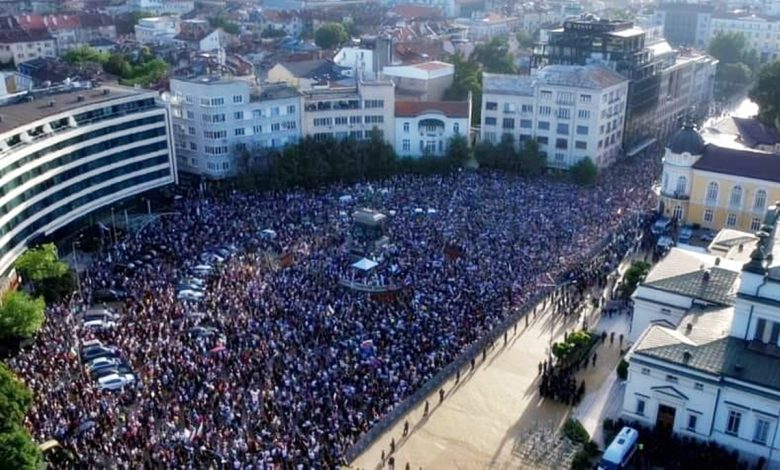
[702,269,710,281]
[682,350,692,363]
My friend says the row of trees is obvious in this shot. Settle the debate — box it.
[0,364,40,468]
[64,46,168,87]
[708,31,760,99]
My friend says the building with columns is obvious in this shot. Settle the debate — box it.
[624,204,780,467]
[659,123,780,233]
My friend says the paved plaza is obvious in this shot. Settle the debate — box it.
[351,297,633,470]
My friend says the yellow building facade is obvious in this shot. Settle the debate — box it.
[659,125,780,233]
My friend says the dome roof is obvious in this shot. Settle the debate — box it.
[668,123,705,155]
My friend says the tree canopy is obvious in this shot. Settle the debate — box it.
[474,138,545,176]
[0,291,45,339]
[749,60,780,128]
[471,38,516,74]
[63,46,110,65]
[443,53,482,125]
[516,30,535,49]
[15,244,67,283]
[709,31,748,64]
[314,23,348,49]
[103,52,168,87]
[0,426,42,469]
[209,16,240,35]
[0,365,31,431]
[708,32,756,99]
[570,157,598,186]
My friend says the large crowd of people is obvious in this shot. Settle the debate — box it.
[8,153,659,467]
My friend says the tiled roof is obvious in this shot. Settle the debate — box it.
[0,16,52,43]
[536,64,628,89]
[644,266,739,306]
[389,4,443,20]
[635,332,780,390]
[277,59,344,79]
[483,72,534,96]
[395,100,469,118]
[732,117,780,148]
[693,144,780,183]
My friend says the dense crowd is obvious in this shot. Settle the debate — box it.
[9,153,659,467]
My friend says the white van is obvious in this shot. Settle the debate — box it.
[598,426,639,470]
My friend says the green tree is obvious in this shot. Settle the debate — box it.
[518,139,545,177]
[570,157,598,186]
[0,426,42,469]
[621,260,651,298]
[708,31,748,64]
[0,364,31,430]
[15,244,67,283]
[0,291,45,339]
[472,37,516,74]
[443,53,482,125]
[749,60,780,128]
[209,16,240,35]
[314,23,348,49]
[616,359,629,380]
[446,135,470,167]
[63,46,109,65]
[516,30,535,49]
[716,62,752,98]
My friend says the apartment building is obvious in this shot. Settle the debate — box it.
[301,80,395,145]
[169,76,302,179]
[708,13,780,63]
[481,64,629,169]
[0,83,176,276]
[134,17,180,45]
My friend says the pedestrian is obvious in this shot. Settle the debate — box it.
[390,438,395,454]
[439,388,445,403]
[592,353,597,367]
[403,420,409,437]
[424,400,429,417]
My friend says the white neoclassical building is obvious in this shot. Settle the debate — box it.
[624,205,780,466]
[394,100,470,158]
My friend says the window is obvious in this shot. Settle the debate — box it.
[335,117,348,125]
[726,410,742,435]
[518,119,531,128]
[284,121,296,130]
[576,125,588,135]
[673,205,683,220]
[636,399,646,416]
[706,181,719,202]
[665,374,678,383]
[188,126,196,135]
[539,106,551,116]
[555,138,567,149]
[503,118,515,129]
[676,176,687,194]
[754,189,767,211]
[402,139,410,152]
[575,141,587,150]
[203,130,227,139]
[234,111,243,120]
[521,104,533,113]
[364,99,384,109]
[694,382,704,390]
[580,94,592,104]
[287,105,296,114]
[754,418,771,445]
[204,145,228,155]
[557,91,574,104]
[271,123,281,132]
[253,125,262,134]
[485,117,497,126]
[365,115,384,124]
[557,123,569,134]
[577,110,590,119]
[641,367,650,375]
[211,97,225,106]
[537,136,548,145]
[751,217,762,231]
[189,142,197,150]
[349,116,362,125]
[185,95,194,104]
[503,103,515,113]
[235,127,245,136]
[538,121,550,130]
[403,122,410,132]
[704,209,713,223]
[233,95,243,104]
[453,123,460,134]
[186,110,195,120]
[727,213,737,227]
[730,186,743,207]
[557,108,571,120]
[540,90,553,100]
[485,102,498,111]
[688,414,698,432]
[313,118,332,127]
[554,152,565,163]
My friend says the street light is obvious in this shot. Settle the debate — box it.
[71,236,83,302]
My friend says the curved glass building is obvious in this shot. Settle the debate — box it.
[0,84,176,275]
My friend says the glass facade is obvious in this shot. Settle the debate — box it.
[0,95,174,275]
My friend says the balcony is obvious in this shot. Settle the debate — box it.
[661,191,690,201]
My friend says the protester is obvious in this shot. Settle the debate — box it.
[8,153,658,467]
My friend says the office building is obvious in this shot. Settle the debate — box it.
[301,80,395,145]
[0,83,176,276]
[481,64,629,169]
[654,3,714,48]
[169,76,302,179]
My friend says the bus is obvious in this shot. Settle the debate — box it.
[598,426,639,470]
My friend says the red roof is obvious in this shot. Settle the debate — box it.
[395,101,469,118]
[389,4,443,20]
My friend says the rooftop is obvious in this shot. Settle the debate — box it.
[0,84,146,135]
[395,100,469,118]
[535,64,628,89]
[382,61,454,80]
[482,73,533,96]
[693,144,780,183]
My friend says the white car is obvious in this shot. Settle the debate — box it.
[178,290,205,301]
[83,319,117,330]
[86,356,121,371]
[97,373,135,391]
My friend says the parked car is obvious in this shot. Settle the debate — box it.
[651,217,673,236]
[90,364,133,380]
[678,226,694,244]
[83,319,117,330]
[81,345,119,362]
[178,290,205,301]
[93,289,127,302]
[189,326,219,337]
[86,357,122,372]
[97,373,135,391]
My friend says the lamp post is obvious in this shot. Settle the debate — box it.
[71,238,83,302]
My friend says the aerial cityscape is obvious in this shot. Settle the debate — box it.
[0,0,776,468]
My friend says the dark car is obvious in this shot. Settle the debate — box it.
[93,289,127,303]
[89,364,132,380]
[80,346,120,362]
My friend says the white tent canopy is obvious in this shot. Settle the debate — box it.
[352,258,378,271]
